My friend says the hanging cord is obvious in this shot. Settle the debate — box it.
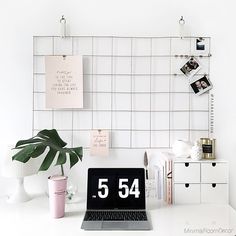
[179,16,185,39]
[60,15,66,38]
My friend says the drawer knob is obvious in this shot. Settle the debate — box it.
[212,183,216,188]
[185,163,189,167]
[212,163,216,167]
[185,183,190,188]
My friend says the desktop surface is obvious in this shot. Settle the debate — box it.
[0,193,236,236]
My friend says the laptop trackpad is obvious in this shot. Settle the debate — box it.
[102,222,129,229]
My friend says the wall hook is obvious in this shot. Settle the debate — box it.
[179,16,185,25]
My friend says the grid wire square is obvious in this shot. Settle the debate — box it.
[93,57,112,74]
[151,112,169,130]
[112,112,131,130]
[53,111,73,130]
[113,76,131,93]
[53,37,73,55]
[83,56,93,74]
[34,75,45,92]
[34,37,53,55]
[113,93,131,111]
[151,131,169,148]
[73,131,90,148]
[170,93,190,111]
[73,37,92,55]
[132,57,151,75]
[152,38,171,55]
[151,76,169,92]
[132,38,151,56]
[84,75,92,92]
[34,93,49,110]
[152,57,170,74]
[113,38,131,56]
[113,57,131,74]
[190,112,209,130]
[132,131,150,148]
[132,112,150,130]
[84,93,92,110]
[93,112,112,129]
[34,111,52,130]
[112,131,130,148]
[93,93,111,110]
[73,111,92,130]
[133,94,150,111]
[93,75,112,92]
[171,38,191,55]
[170,112,189,129]
[133,76,150,92]
[196,57,209,75]
[151,93,169,111]
[170,76,189,92]
[94,37,112,55]
[190,93,209,110]
[34,56,45,74]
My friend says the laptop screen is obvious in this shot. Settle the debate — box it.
[87,168,146,210]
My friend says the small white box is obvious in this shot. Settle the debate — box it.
[201,163,228,183]
[201,183,228,204]
[174,183,201,204]
[174,162,200,183]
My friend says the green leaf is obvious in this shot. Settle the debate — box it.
[30,144,47,158]
[55,152,67,166]
[71,147,83,161]
[12,145,36,163]
[37,129,67,147]
[39,148,57,171]
[69,151,79,169]
[15,138,43,148]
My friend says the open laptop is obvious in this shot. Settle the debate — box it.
[81,168,151,230]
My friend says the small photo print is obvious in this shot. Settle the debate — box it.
[196,38,205,50]
[190,75,213,95]
[180,57,201,78]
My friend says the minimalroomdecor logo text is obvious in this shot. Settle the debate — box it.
[184,227,233,234]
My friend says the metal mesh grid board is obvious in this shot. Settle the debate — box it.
[33,36,212,149]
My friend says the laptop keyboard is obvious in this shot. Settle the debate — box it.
[84,211,148,221]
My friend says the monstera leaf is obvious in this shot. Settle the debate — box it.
[12,129,83,175]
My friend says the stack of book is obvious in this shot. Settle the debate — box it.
[154,152,173,204]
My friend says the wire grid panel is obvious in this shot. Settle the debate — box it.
[33,36,211,149]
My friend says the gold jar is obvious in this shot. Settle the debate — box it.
[200,138,216,159]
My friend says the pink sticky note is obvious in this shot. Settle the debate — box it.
[90,130,109,157]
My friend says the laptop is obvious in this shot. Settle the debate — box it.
[81,168,151,230]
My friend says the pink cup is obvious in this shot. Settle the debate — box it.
[48,175,67,218]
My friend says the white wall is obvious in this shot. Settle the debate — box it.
[1,0,236,208]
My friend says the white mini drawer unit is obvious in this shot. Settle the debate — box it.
[173,159,228,204]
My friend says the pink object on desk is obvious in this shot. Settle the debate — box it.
[48,175,67,218]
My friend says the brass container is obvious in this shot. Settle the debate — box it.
[200,138,216,159]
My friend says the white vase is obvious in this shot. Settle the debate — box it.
[191,141,202,161]
[172,140,193,158]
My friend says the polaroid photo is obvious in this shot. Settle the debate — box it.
[180,57,201,78]
[196,38,205,50]
[191,37,210,56]
[190,75,213,96]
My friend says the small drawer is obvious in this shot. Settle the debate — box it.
[174,183,200,204]
[174,162,200,183]
[201,163,228,183]
[201,183,228,204]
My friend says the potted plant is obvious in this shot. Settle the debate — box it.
[12,129,83,218]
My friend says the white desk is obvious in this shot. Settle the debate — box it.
[1,194,236,236]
